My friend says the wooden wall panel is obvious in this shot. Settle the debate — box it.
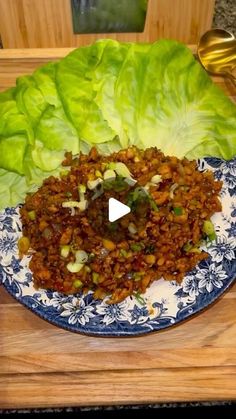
[0,0,215,48]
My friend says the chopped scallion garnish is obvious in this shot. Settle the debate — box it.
[134,292,146,305]
[173,207,183,216]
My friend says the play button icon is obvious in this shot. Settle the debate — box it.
[108,198,131,222]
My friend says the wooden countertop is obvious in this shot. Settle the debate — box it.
[0,47,236,409]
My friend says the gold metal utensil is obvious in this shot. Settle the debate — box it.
[197,28,236,86]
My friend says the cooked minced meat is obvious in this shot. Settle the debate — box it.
[19,146,222,304]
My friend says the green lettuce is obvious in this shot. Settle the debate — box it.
[134,40,236,159]
[0,39,235,209]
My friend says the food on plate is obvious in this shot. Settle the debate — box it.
[19,146,222,304]
[0,39,235,209]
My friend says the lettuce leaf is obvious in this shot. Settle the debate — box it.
[135,40,236,159]
[0,169,29,207]
[0,39,235,209]
[56,40,117,143]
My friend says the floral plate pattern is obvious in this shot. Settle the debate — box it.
[1,157,236,336]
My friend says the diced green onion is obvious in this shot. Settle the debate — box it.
[145,243,156,254]
[73,279,83,288]
[60,245,70,258]
[91,184,104,200]
[143,182,151,191]
[134,272,142,281]
[169,183,179,199]
[92,272,99,284]
[87,178,103,190]
[183,242,192,252]
[95,170,102,178]
[108,162,132,178]
[124,177,137,186]
[60,170,69,177]
[208,232,217,242]
[103,169,116,180]
[128,223,137,234]
[28,210,36,221]
[18,236,30,255]
[62,200,88,212]
[149,199,159,211]
[151,174,162,184]
[203,220,215,236]
[66,262,84,273]
[75,250,88,264]
[78,200,88,211]
[120,249,128,257]
[173,207,183,216]
[88,252,95,261]
[103,176,127,192]
[77,184,86,202]
[189,248,201,254]
[130,243,142,252]
[134,292,146,305]
[62,201,81,208]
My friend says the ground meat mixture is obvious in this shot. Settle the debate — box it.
[19,146,222,304]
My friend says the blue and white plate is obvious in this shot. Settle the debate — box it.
[1,157,236,336]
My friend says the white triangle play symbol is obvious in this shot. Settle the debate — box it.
[108,198,130,222]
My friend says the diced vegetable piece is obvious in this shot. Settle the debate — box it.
[18,236,30,255]
[108,162,132,178]
[149,199,159,211]
[66,262,84,273]
[76,200,88,211]
[151,174,162,184]
[91,187,103,200]
[60,170,69,177]
[169,183,179,199]
[189,248,201,253]
[134,273,142,281]
[102,238,116,251]
[78,184,86,193]
[128,223,137,234]
[203,220,215,236]
[145,243,156,254]
[183,242,192,252]
[92,272,100,284]
[144,254,156,264]
[28,210,36,221]
[95,170,102,178]
[87,178,103,190]
[73,279,83,288]
[103,169,116,180]
[120,249,128,257]
[60,245,70,258]
[124,177,137,186]
[62,201,81,208]
[208,232,217,241]
[103,176,128,192]
[75,250,88,263]
[173,207,183,215]
[134,292,145,305]
[130,243,142,252]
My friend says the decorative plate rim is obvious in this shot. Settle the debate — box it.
[2,265,236,337]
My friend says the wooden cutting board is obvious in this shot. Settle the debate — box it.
[0,47,236,409]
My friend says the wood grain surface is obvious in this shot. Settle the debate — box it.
[0,0,215,48]
[0,47,236,409]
